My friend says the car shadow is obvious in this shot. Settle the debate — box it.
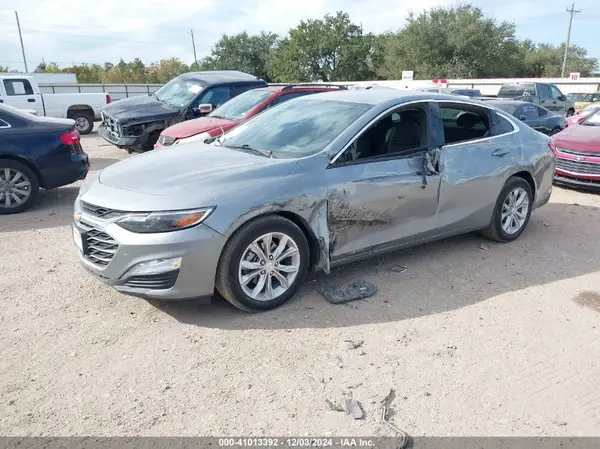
[0,186,80,233]
[153,201,600,329]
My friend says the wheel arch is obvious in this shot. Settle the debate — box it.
[0,154,44,188]
[67,105,94,117]
[510,170,536,202]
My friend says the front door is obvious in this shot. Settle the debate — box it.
[326,102,441,260]
[1,79,40,114]
[549,85,567,113]
[435,103,518,232]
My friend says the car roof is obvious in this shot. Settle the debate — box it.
[310,89,485,106]
[180,70,264,85]
[256,85,346,93]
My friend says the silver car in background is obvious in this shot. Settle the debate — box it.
[73,90,555,311]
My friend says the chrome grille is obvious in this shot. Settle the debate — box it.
[101,112,121,138]
[556,158,600,175]
[80,201,124,219]
[557,147,600,157]
[79,220,119,267]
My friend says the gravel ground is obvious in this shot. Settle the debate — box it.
[1,127,599,437]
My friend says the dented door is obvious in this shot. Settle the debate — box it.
[325,156,441,260]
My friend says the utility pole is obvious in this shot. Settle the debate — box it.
[190,29,197,66]
[14,11,28,73]
[561,2,581,78]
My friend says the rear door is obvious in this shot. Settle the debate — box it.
[435,102,518,233]
[1,78,42,114]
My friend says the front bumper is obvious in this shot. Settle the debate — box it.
[98,125,140,149]
[74,214,227,300]
[554,174,600,190]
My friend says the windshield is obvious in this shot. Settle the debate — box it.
[219,98,372,158]
[209,89,272,121]
[582,109,600,126]
[498,84,536,98]
[581,104,600,115]
[154,76,203,109]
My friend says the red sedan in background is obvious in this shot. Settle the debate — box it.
[550,108,600,190]
[154,84,346,149]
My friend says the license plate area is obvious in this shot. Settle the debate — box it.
[72,225,87,254]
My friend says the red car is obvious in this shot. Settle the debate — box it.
[550,108,600,190]
[154,84,346,148]
[565,104,600,128]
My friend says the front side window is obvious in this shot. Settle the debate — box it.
[154,77,204,109]
[516,104,539,121]
[439,105,490,144]
[199,86,231,109]
[550,85,564,99]
[208,89,271,121]
[537,84,551,99]
[219,98,372,158]
[3,79,33,96]
[335,106,428,164]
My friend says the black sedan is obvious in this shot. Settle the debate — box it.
[0,104,89,214]
[484,100,566,136]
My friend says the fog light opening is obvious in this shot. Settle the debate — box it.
[123,257,182,278]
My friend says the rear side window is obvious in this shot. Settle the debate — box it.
[498,84,535,97]
[516,104,538,120]
[438,104,491,145]
[3,79,34,96]
[537,106,549,117]
[490,111,514,136]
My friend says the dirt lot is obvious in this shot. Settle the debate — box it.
[1,128,599,437]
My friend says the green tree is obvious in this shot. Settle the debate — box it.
[201,32,279,81]
[146,58,189,83]
[34,61,47,73]
[267,11,377,82]
[377,4,524,79]
[523,43,597,77]
[0,65,9,72]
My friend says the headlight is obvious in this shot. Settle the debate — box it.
[116,208,214,233]
[176,132,212,145]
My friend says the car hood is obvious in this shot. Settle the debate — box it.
[163,116,239,139]
[92,144,296,210]
[101,95,179,124]
[553,124,600,153]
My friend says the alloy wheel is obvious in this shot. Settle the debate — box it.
[0,168,32,209]
[238,232,301,302]
[501,186,529,235]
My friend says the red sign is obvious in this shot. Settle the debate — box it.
[432,78,448,87]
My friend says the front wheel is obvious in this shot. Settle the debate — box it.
[216,216,310,311]
[0,160,40,214]
[481,176,533,242]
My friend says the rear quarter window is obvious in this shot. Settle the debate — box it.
[490,111,515,136]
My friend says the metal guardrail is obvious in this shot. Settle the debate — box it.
[38,83,163,101]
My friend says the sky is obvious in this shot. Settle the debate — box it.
[0,0,599,72]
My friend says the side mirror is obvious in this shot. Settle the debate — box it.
[559,95,567,101]
[193,104,213,116]
[519,115,528,121]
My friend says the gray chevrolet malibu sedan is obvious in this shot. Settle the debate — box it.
[73,90,555,311]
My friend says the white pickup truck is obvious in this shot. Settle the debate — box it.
[0,75,110,134]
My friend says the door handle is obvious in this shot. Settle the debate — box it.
[27,98,35,102]
[492,148,511,157]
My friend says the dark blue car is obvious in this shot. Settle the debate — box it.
[0,104,89,214]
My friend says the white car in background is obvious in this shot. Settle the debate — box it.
[0,75,110,134]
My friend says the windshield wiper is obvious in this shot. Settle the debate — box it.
[224,143,274,158]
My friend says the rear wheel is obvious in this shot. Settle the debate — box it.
[0,160,40,214]
[481,176,533,242]
[216,216,310,311]
[70,112,94,134]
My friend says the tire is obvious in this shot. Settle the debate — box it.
[566,108,575,117]
[70,112,94,134]
[0,159,40,214]
[481,176,533,243]
[216,215,310,312]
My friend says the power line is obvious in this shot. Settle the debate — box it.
[561,2,581,78]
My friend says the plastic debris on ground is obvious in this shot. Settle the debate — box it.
[320,280,377,304]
